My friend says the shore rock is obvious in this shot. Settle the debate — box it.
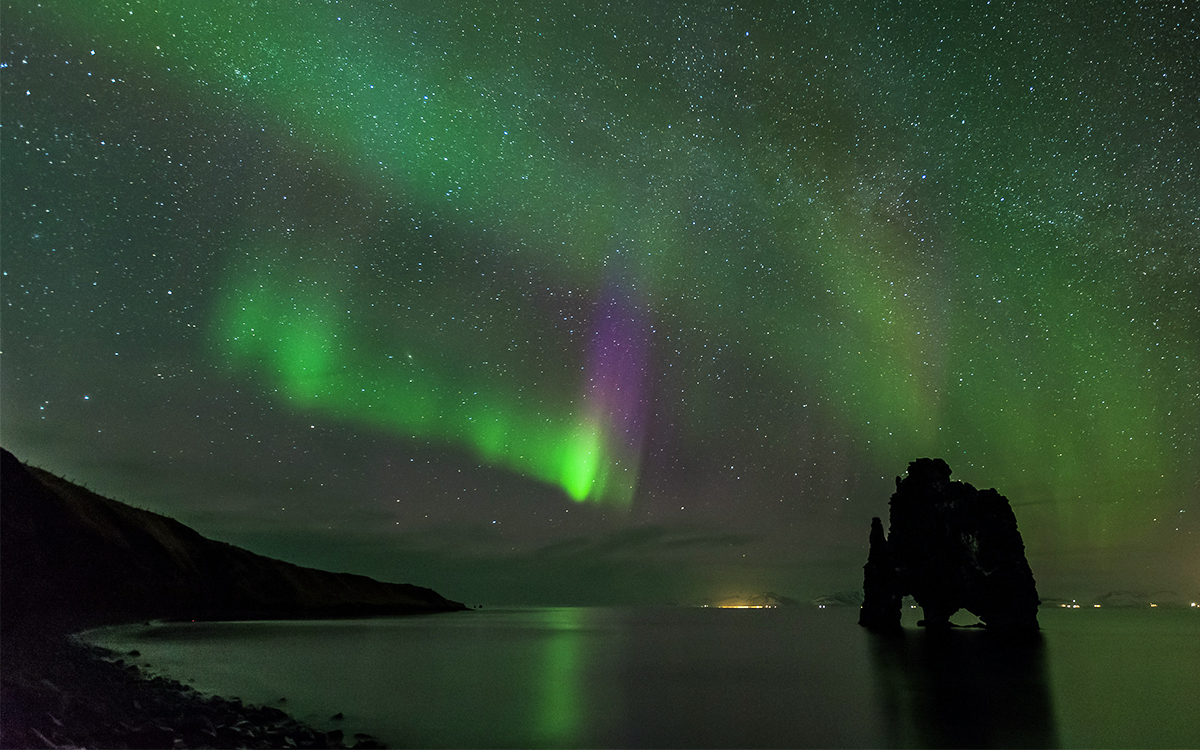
[0,635,374,749]
[1,445,464,747]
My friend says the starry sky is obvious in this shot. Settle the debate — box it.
[3,0,1197,606]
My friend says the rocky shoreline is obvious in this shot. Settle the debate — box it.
[0,445,471,748]
[0,635,385,749]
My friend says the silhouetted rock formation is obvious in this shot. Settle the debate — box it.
[858,517,901,630]
[0,447,466,637]
[859,458,1040,632]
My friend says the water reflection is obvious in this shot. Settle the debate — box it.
[868,627,1059,748]
[536,608,585,747]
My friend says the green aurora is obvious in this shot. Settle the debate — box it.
[2,0,1196,599]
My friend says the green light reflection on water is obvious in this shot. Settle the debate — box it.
[535,608,586,747]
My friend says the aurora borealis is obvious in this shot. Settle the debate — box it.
[2,0,1197,604]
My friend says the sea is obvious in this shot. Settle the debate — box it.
[80,604,1199,748]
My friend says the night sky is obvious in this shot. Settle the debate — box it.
[3,0,1197,606]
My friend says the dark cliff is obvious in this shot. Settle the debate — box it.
[859,458,1040,632]
[0,447,466,637]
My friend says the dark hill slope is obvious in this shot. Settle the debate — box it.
[1,447,465,636]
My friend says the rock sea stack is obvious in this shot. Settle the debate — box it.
[859,458,1040,633]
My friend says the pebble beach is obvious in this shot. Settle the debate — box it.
[0,635,385,750]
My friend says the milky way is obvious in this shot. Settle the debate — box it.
[2,0,1197,603]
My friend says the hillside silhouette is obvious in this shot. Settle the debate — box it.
[0,447,466,637]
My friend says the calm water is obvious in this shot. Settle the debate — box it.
[81,606,1198,748]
